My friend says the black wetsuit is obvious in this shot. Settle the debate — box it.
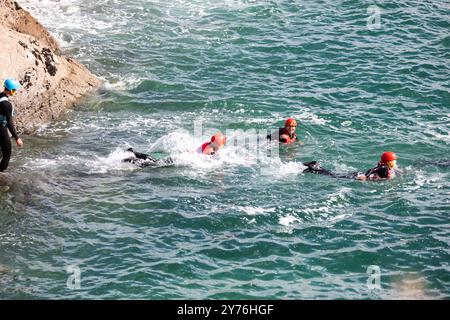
[0,93,19,172]
[123,148,174,168]
[364,163,391,179]
[267,128,297,143]
[302,161,337,176]
[300,161,357,179]
[302,161,397,180]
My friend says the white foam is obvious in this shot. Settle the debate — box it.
[84,149,137,174]
[278,160,308,177]
[276,187,353,228]
[19,0,122,54]
[331,162,358,175]
[147,130,266,171]
[101,75,142,91]
[278,214,300,226]
[341,120,352,127]
[34,112,163,138]
[237,206,276,216]
[23,148,137,174]
[292,108,330,126]
[404,171,446,191]
[32,118,298,176]
[424,129,450,144]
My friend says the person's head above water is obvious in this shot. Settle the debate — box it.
[210,133,227,150]
[198,132,227,155]
[3,79,21,97]
[284,118,297,136]
[355,151,399,181]
[381,151,398,169]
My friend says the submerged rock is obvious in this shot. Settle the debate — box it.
[0,0,101,134]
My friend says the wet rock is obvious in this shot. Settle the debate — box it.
[41,47,57,76]
[19,71,33,89]
[0,0,101,133]
[18,40,27,49]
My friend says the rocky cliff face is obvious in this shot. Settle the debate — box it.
[0,0,101,134]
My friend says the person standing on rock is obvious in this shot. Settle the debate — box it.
[0,79,23,172]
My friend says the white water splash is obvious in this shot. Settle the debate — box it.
[277,187,353,229]
[278,214,300,226]
[237,206,276,216]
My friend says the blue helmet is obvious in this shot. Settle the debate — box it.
[4,79,21,91]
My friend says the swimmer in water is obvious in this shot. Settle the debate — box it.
[197,133,227,155]
[356,152,398,181]
[302,152,399,181]
[123,148,174,168]
[267,118,302,144]
[124,133,227,167]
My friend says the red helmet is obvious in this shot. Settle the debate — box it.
[211,133,227,147]
[285,118,297,127]
[381,151,398,163]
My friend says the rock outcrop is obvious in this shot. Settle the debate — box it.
[0,0,101,133]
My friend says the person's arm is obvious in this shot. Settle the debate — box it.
[4,103,18,140]
[279,129,294,143]
[292,133,303,145]
[356,174,367,181]
[361,167,378,181]
[2,102,22,146]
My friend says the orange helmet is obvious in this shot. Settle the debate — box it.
[381,151,398,164]
[211,133,227,147]
[285,118,297,127]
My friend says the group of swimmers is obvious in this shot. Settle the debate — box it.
[4,77,450,183]
[124,117,399,181]
[0,78,399,181]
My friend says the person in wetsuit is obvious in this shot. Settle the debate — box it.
[301,152,399,181]
[356,151,398,181]
[267,118,300,144]
[123,148,174,168]
[124,132,227,167]
[197,132,227,155]
[0,79,24,172]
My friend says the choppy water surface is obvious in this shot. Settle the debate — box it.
[0,0,449,299]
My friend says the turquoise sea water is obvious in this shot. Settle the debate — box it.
[0,0,449,299]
